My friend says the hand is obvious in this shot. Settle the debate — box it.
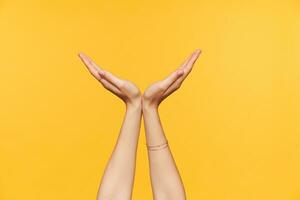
[78,53,142,108]
[142,49,201,110]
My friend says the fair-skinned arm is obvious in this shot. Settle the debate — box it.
[142,49,201,200]
[79,53,142,200]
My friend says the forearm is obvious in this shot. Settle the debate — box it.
[143,106,186,200]
[97,103,142,200]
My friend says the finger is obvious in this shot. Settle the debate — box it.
[175,49,201,84]
[161,80,180,99]
[99,78,122,96]
[98,70,124,89]
[182,49,201,78]
[156,49,200,93]
[78,52,102,78]
[161,73,186,99]
[160,69,184,90]
[162,49,201,98]
[178,51,195,70]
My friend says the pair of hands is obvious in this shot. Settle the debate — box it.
[79,49,201,111]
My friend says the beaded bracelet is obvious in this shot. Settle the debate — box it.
[146,140,169,151]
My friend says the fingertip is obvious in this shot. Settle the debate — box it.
[78,52,85,58]
[78,54,83,60]
[78,52,90,63]
[195,49,202,55]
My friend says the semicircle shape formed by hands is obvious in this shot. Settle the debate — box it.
[79,49,201,200]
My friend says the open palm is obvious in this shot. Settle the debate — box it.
[79,53,141,107]
[143,49,201,109]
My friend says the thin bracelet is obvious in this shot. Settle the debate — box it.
[146,140,169,151]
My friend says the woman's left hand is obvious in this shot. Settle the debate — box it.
[142,49,201,110]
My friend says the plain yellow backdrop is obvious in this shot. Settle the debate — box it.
[0,0,299,199]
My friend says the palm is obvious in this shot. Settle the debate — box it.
[78,49,201,107]
[79,53,141,105]
[116,79,141,102]
[143,49,201,107]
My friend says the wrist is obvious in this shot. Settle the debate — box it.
[142,102,158,113]
[126,97,142,111]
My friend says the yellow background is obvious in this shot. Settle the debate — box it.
[0,0,299,199]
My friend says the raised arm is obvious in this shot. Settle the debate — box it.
[79,53,142,200]
[142,49,201,200]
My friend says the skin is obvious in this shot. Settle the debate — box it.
[142,49,201,200]
[78,49,201,200]
[79,53,142,200]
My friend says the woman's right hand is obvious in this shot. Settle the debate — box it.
[79,53,142,108]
